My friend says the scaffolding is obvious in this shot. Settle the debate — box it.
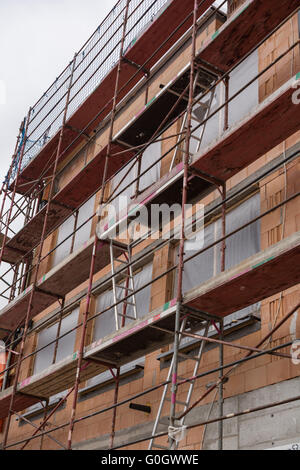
[0,0,299,450]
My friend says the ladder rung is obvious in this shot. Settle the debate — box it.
[111,240,128,251]
[116,285,134,291]
[152,444,169,450]
[192,115,205,124]
[123,300,135,306]
[190,134,203,143]
[117,314,136,320]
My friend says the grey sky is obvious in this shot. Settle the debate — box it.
[0,0,116,180]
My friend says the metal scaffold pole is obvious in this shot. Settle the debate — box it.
[169,0,200,450]
[2,53,77,450]
[218,183,226,450]
[66,0,131,450]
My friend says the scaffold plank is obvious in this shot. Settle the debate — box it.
[0,237,124,337]
[184,231,300,316]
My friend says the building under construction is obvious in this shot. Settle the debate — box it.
[0,0,299,450]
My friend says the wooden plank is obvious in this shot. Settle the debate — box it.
[0,355,107,419]
[2,202,72,264]
[0,285,56,334]
[0,237,124,334]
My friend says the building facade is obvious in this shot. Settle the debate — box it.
[0,0,299,450]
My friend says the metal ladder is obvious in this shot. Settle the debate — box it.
[169,82,216,171]
[109,239,138,331]
[189,87,216,154]
[148,316,210,450]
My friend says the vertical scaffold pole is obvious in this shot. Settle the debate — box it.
[2,53,77,450]
[170,0,199,449]
[218,183,226,450]
[66,0,131,450]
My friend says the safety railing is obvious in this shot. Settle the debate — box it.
[12,0,171,180]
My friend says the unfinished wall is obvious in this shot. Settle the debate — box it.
[1,6,300,452]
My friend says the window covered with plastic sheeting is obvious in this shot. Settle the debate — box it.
[110,160,137,214]
[52,194,96,267]
[138,141,162,192]
[174,193,261,324]
[88,263,153,389]
[189,49,258,156]
[23,308,79,418]
[109,142,161,214]
[175,222,217,294]
[34,307,79,375]
[190,84,224,156]
[228,50,259,128]
[93,289,115,341]
[93,262,153,342]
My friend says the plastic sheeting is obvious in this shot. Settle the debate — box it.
[139,141,162,192]
[175,193,261,323]
[228,50,259,128]
[109,142,161,213]
[52,195,96,267]
[190,85,223,154]
[89,264,152,389]
[190,50,258,155]
[93,262,153,342]
[34,307,79,375]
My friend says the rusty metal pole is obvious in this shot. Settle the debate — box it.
[110,249,131,448]
[2,53,77,450]
[110,368,120,449]
[20,385,76,450]
[52,298,65,365]
[39,398,49,450]
[218,183,226,450]
[218,318,224,450]
[170,0,199,449]
[223,76,229,132]
[66,1,131,450]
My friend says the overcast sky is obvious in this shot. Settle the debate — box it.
[0,0,116,181]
